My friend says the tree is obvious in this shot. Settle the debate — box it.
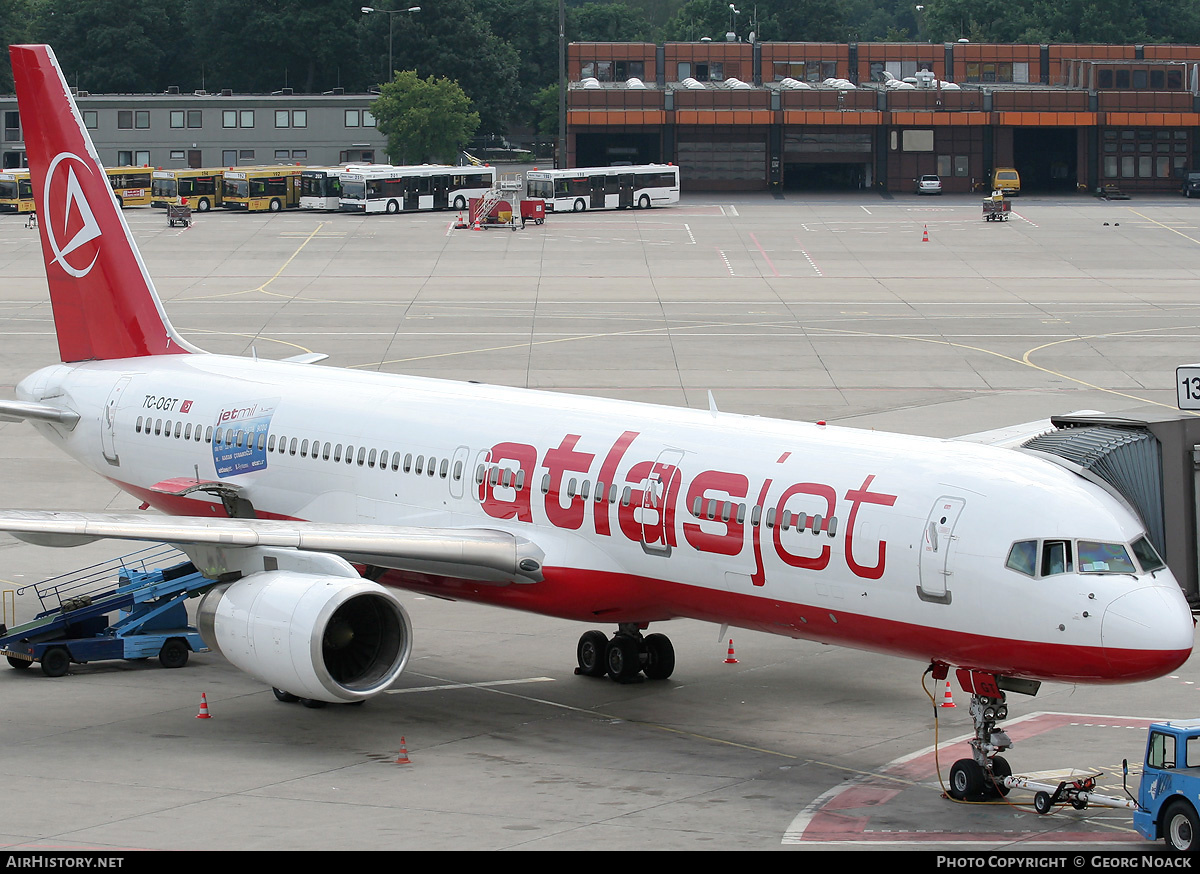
[33,0,181,93]
[382,0,520,134]
[370,70,480,164]
[0,0,35,94]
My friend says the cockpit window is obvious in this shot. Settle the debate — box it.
[1041,540,1073,576]
[1077,540,1137,574]
[1005,540,1037,576]
[1131,536,1165,573]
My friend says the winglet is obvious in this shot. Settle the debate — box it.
[9,44,198,362]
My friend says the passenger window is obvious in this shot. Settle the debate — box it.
[440,459,449,479]
[1041,540,1072,576]
[300,439,309,457]
[136,416,143,433]
[1006,541,1037,576]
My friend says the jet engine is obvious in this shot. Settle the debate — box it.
[198,570,412,704]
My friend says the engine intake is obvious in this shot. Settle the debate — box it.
[198,571,412,703]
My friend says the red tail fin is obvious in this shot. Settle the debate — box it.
[10,45,196,362]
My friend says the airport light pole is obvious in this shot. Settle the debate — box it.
[361,6,422,82]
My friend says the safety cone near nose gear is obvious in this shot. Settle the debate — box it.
[724,640,739,664]
[940,680,956,708]
[922,224,929,242]
[395,737,411,764]
[196,693,212,719]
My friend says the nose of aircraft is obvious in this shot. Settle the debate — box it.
[1102,582,1195,680]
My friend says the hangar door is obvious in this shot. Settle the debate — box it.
[783,128,873,191]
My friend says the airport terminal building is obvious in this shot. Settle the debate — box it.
[566,40,1200,194]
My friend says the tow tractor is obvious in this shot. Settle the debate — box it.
[0,545,210,676]
[970,716,1200,852]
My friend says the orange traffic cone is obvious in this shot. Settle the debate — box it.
[922,224,929,242]
[196,692,212,719]
[724,639,739,664]
[395,737,411,764]
[940,680,956,708]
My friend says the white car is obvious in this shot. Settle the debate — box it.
[916,175,943,195]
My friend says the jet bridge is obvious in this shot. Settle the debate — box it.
[1021,408,1200,606]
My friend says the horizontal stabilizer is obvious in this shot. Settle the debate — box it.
[0,400,79,429]
[0,510,544,584]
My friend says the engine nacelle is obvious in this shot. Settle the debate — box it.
[198,571,412,704]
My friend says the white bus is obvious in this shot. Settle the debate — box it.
[339,165,497,214]
[300,164,387,211]
[525,164,679,212]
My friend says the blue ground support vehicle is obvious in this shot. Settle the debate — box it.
[0,546,210,677]
[1133,719,1200,851]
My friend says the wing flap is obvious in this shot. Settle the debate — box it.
[0,511,544,584]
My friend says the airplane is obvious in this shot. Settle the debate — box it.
[0,44,1193,803]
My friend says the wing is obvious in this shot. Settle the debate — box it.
[0,510,544,585]
[951,410,1104,449]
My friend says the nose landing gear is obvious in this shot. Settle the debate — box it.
[935,665,1039,802]
[576,624,676,683]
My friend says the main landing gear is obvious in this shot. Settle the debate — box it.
[576,624,675,683]
[935,665,1039,802]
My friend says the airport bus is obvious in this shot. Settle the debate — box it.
[221,166,303,212]
[0,169,34,213]
[105,166,154,207]
[299,164,388,211]
[338,165,496,214]
[525,164,679,212]
[151,168,224,212]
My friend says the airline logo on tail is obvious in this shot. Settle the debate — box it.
[44,152,102,278]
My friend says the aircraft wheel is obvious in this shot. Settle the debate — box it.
[1164,800,1199,851]
[642,633,675,680]
[158,638,189,669]
[576,630,608,677]
[300,698,328,709]
[949,758,985,801]
[273,688,299,703]
[1033,791,1054,815]
[605,635,641,683]
[40,647,70,678]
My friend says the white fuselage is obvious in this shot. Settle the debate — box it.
[16,353,1195,684]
